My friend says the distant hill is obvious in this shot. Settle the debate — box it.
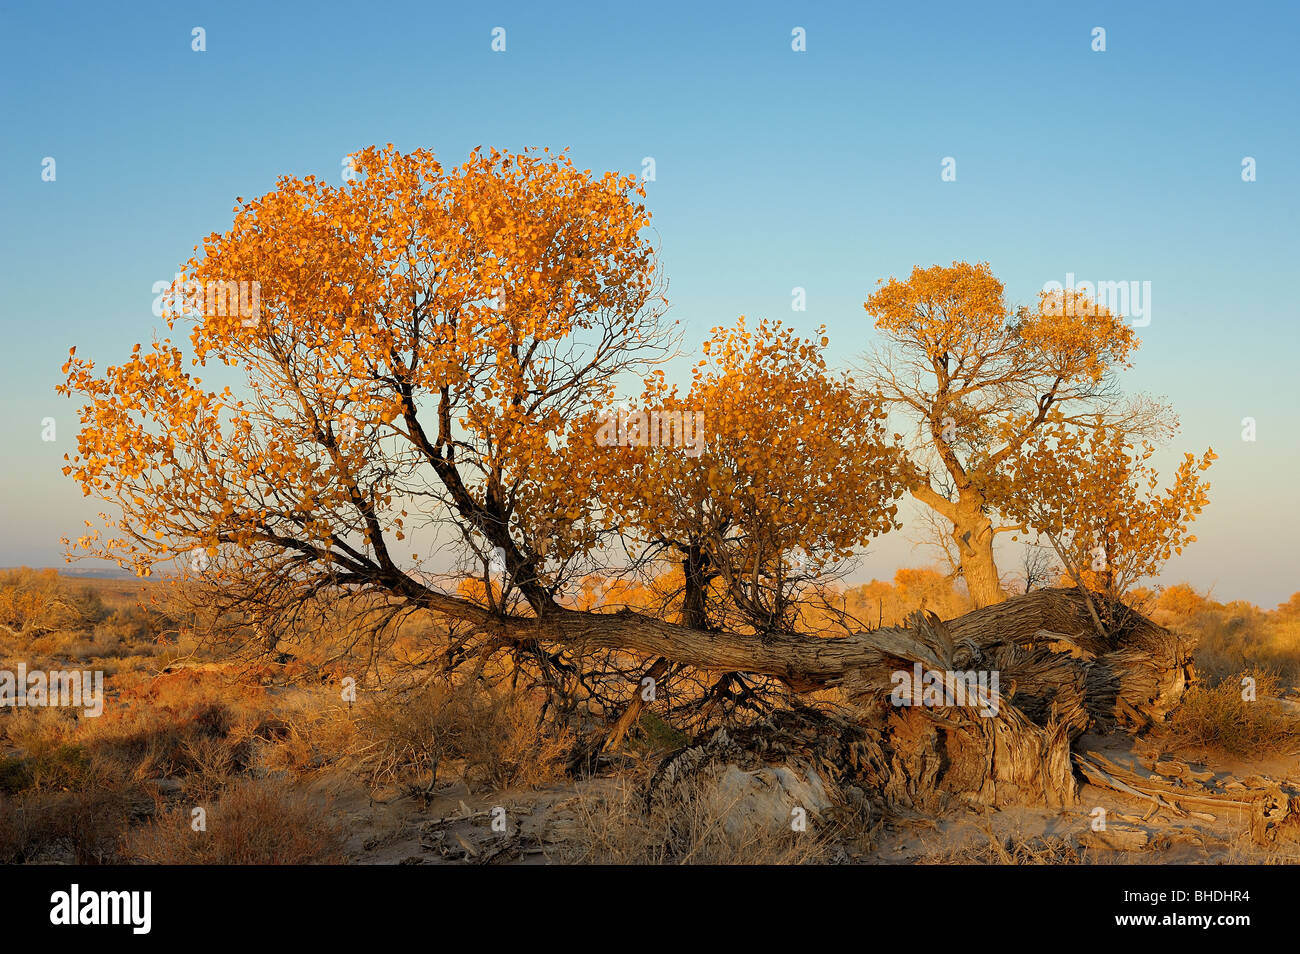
[0,566,136,580]
[0,566,175,581]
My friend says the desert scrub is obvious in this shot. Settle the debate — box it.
[0,567,106,639]
[359,679,573,794]
[561,775,834,865]
[1163,672,1300,758]
[0,785,143,864]
[128,780,346,864]
[1148,585,1300,684]
[915,823,1084,865]
[627,710,688,753]
[1,708,116,793]
[76,669,267,785]
[0,743,97,793]
[1191,611,1300,684]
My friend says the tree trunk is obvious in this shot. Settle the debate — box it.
[637,595,1195,813]
[951,502,1007,609]
[680,544,712,631]
[404,577,1193,809]
[408,581,1190,728]
[600,657,670,752]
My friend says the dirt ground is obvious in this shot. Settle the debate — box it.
[318,730,1300,865]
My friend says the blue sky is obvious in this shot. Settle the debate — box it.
[2,1,1297,604]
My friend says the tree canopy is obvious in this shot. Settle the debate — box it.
[860,261,1200,607]
[58,148,1215,714]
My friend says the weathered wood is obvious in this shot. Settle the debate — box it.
[1250,785,1300,845]
[426,586,1188,717]
[1073,749,1300,846]
[524,588,1186,731]
[424,586,1194,812]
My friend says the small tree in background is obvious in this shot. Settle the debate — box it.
[993,412,1215,632]
[860,261,1166,608]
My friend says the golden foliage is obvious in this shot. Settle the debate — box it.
[992,413,1215,597]
[568,318,905,628]
[58,145,663,590]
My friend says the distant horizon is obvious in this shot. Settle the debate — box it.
[12,562,1295,613]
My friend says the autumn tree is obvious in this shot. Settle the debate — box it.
[572,318,904,635]
[57,146,906,705]
[991,412,1215,628]
[1155,583,1212,620]
[62,146,668,636]
[861,262,1172,608]
[558,319,906,724]
[56,155,1199,792]
[836,567,970,629]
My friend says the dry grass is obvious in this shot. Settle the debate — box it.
[560,775,836,864]
[0,571,581,866]
[1221,828,1300,864]
[1162,672,1300,758]
[128,781,347,864]
[3,569,1299,866]
[54,670,271,799]
[0,669,287,862]
[1149,585,1300,684]
[1194,612,1300,684]
[358,680,573,795]
[255,696,358,779]
[0,572,350,862]
[0,786,142,863]
[914,822,1084,865]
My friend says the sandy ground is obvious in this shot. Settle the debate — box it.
[313,732,1300,865]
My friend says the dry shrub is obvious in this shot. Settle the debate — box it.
[916,824,1083,865]
[177,734,243,802]
[128,780,346,864]
[1164,672,1300,758]
[260,714,357,779]
[562,776,834,865]
[1193,611,1300,683]
[1152,582,1210,622]
[0,568,105,639]
[360,679,572,794]
[0,668,274,809]
[1149,591,1300,684]
[0,786,140,864]
[22,629,101,661]
[1,709,104,792]
[96,603,173,643]
[77,669,267,787]
[0,741,100,794]
[1222,828,1300,864]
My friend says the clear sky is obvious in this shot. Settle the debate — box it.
[1,1,1297,605]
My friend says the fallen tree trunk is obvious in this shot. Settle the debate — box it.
[414,582,1193,810]
[647,694,1083,819]
[424,585,1192,725]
